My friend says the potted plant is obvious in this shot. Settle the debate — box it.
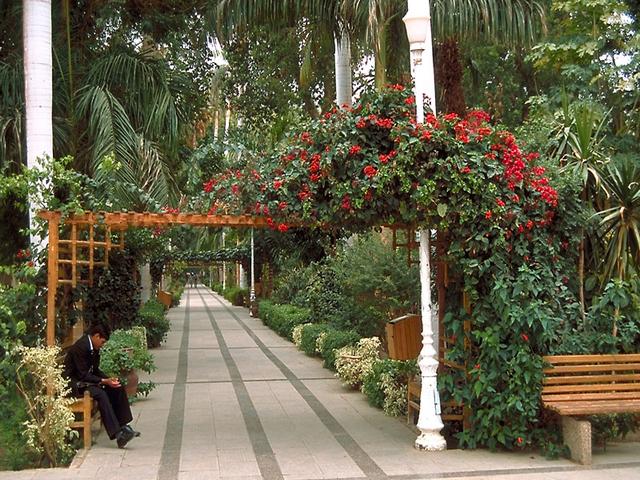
[99,326,156,398]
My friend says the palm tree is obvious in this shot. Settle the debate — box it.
[430,0,546,114]
[23,0,53,251]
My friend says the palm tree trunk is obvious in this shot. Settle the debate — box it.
[23,0,52,249]
[434,37,466,115]
[334,30,352,108]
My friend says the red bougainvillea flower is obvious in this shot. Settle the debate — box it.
[521,333,529,342]
[349,145,362,155]
[310,173,321,182]
[516,437,523,445]
[421,129,432,141]
[485,210,492,219]
[388,83,405,91]
[444,112,460,122]
[496,199,506,207]
[341,195,351,210]
[460,166,471,174]
[474,364,480,370]
[278,201,287,211]
[376,118,394,129]
[356,118,367,129]
[277,223,289,232]
[405,96,415,105]
[273,179,283,190]
[363,165,377,178]
[231,184,240,195]
[300,131,313,144]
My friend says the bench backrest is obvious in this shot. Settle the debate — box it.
[542,354,640,404]
[386,314,422,360]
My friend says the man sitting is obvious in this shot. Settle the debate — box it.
[64,324,140,448]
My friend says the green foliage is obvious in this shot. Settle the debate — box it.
[271,234,419,338]
[258,300,311,340]
[84,250,141,332]
[16,346,76,467]
[0,266,44,402]
[223,287,248,307]
[316,328,361,371]
[0,392,39,470]
[135,299,170,348]
[362,359,418,415]
[99,327,156,396]
[299,323,331,357]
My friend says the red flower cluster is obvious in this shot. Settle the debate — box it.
[460,166,471,174]
[162,206,180,214]
[349,145,362,155]
[300,131,314,144]
[379,150,397,164]
[341,195,351,210]
[375,117,394,129]
[16,249,31,259]
[363,165,377,178]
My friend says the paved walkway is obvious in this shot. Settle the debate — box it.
[4,287,640,480]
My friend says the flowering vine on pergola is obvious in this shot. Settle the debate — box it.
[38,85,574,450]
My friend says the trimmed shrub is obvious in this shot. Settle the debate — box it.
[224,287,248,306]
[335,337,382,388]
[317,328,361,371]
[362,359,418,416]
[136,299,170,348]
[258,301,311,340]
[300,323,330,356]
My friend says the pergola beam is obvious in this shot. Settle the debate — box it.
[38,211,273,228]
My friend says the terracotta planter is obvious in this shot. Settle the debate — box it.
[124,369,139,397]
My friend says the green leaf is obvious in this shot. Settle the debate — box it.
[437,203,448,217]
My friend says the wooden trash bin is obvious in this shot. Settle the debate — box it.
[385,314,422,360]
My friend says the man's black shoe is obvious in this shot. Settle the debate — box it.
[116,428,135,449]
[123,424,141,437]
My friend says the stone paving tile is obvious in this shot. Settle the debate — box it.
[229,347,286,381]
[186,348,229,383]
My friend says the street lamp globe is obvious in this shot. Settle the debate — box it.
[402,0,429,46]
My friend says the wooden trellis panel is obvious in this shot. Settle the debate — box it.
[38,211,274,346]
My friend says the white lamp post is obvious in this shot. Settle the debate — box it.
[403,0,447,452]
[249,228,256,316]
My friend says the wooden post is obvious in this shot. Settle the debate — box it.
[46,216,59,346]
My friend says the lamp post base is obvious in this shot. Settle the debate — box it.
[414,432,447,451]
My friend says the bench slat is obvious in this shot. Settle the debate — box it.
[543,363,640,374]
[542,383,640,394]
[544,354,640,363]
[542,391,640,402]
[544,399,640,416]
[544,373,640,385]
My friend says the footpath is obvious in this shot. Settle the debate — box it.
[3,287,639,480]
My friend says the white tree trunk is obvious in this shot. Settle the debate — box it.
[23,0,53,250]
[334,31,353,108]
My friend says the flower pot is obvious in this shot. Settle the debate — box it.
[124,369,139,398]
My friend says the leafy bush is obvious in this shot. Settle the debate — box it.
[292,323,310,348]
[335,337,381,388]
[362,359,418,416]
[299,323,330,356]
[316,328,361,370]
[224,286,248,306]
[0,392,39,470]
[211,282,224,293]
[258,300,311,340]
[100,327,156,396]
[84,250,141,331]
[136,299,170,348]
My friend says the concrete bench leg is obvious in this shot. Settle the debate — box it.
[562,416,592,465]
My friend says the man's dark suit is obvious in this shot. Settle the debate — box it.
[64,334,133,440]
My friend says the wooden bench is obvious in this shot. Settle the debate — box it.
[542,354,640,464]
[69,390,97,449]
[157,290,172,309]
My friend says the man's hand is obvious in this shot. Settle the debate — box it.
[101,377,121,388]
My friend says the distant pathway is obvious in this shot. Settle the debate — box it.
[4,286,640,480]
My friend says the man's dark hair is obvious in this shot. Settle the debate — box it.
[87,323,110,339]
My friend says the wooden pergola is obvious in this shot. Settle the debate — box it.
[38,211,270,346]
